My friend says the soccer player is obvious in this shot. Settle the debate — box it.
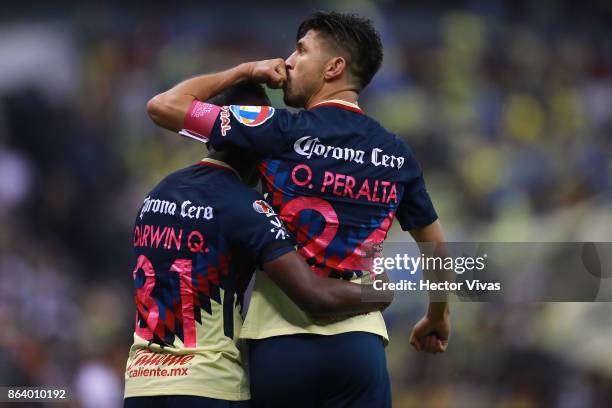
[147,11,451,407]
[124,83,391,408]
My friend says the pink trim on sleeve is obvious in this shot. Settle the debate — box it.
[181,100,221,140]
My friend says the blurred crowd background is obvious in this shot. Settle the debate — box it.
[0,1,611,407]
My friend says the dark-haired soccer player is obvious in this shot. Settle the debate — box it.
[147,11,450,407]
[124,83,390,408]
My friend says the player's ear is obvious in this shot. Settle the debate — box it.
[323,56,347,81]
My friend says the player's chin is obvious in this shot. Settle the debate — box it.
[283,91,305,109]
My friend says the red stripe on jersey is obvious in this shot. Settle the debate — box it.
[337,211,395,271]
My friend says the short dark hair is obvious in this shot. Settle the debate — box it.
[209,82,271,106]
[297,11,383,90]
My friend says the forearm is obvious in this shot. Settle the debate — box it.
[427,301,450,320]
[307,276,391,317]
[411,221,452,318]
[146,63,252,131]
[264,252,391,317]
[171,63,251,102]
[419,242,453,320]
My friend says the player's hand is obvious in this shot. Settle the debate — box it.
[247,59,287,89]
[409,310,450,354]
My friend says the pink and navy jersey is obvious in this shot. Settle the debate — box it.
[124,158,292,400]
[181,100,437,281]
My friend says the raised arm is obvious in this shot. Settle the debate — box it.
[146,60,287,132]
[262,251,392,317]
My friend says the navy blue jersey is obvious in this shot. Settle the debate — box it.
[125,158,292,400]
[182,100,437,280]
[131,159,292,346]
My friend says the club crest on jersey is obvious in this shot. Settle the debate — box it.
[252,199,276,217]
[229,105,275,127]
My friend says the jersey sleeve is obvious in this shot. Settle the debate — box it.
[179,101,294,156]
[223,193,295,266]
[395,146,438,230]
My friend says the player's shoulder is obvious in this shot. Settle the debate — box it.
[213,179,265,212]
[147,164,200,196]
[156,163,225,190]
[225,182,263,204]
[225,104,298,123]
[362,114,416,154]
[217,186,279,235]
[226,104,310,136]
[278,107,319,131]
[154,163,253,209]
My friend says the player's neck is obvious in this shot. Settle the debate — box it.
[306,87,359,109]
[207,152,240,176]
[206,151,256,183]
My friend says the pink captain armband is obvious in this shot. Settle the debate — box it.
[178,100,221,143]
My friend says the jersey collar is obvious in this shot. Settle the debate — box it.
[198,158,242,181]
[309,99,364,114]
